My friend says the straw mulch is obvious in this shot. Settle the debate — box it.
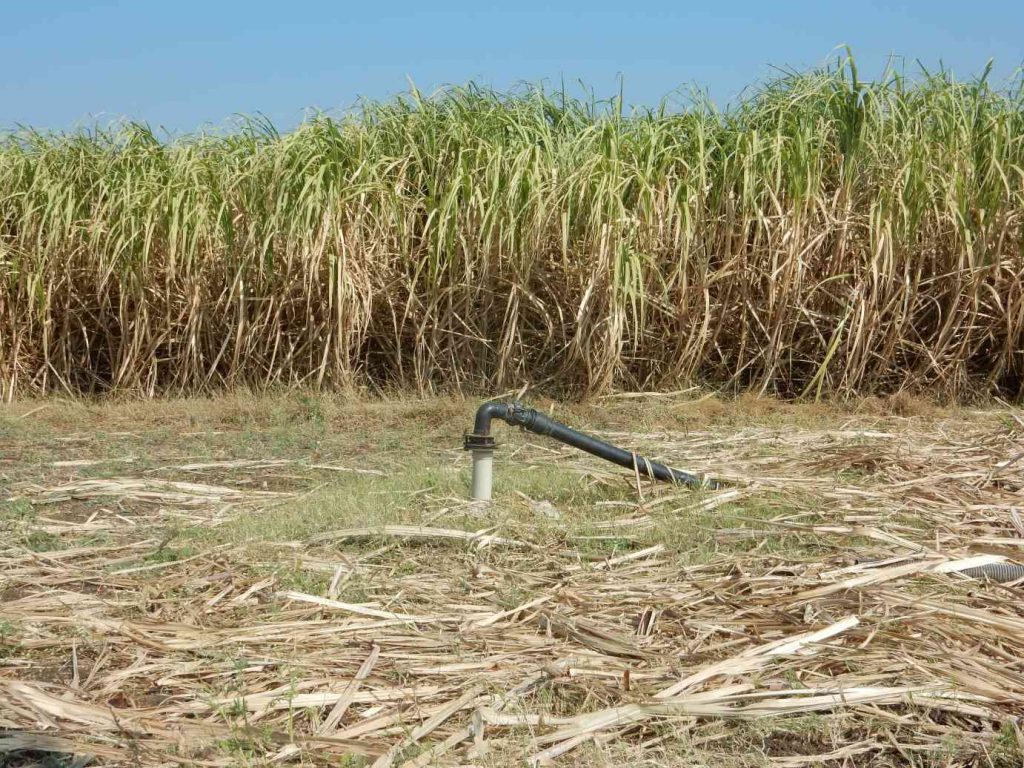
[3,412,1024,765]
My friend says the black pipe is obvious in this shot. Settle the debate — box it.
[465,400,716,489]
[472,401,513,440]
[961,563,1024,583]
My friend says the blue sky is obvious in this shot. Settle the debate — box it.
[1,0,1021,132]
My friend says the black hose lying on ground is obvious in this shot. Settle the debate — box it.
[466,400,717,489]
[960,563,1024,583]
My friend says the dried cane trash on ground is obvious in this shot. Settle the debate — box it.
[2,401,1024,766]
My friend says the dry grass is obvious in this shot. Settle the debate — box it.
[2,393,1024,765]
[2,58,1023,400]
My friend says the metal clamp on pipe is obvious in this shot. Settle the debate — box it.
[464,400,717,500]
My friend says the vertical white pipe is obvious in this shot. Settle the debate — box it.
[471,448,494,501]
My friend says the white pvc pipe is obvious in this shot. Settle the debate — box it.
[470,448,494,501]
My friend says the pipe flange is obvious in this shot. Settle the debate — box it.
[463,432,496,451]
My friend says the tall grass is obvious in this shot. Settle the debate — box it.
[1,59,1023,400]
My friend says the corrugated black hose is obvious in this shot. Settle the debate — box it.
[960,563,1024,583]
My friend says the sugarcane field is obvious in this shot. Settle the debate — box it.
[2,23,1024,767]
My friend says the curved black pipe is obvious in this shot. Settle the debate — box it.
[465,400,716,489]
[472,401,513,439]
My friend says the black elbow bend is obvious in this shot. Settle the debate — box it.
[467,401,518,450]
[472,401,512,437]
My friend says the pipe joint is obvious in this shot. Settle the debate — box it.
[463,432,496,450]
[504,402,543,432]
[470,401,513,439]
